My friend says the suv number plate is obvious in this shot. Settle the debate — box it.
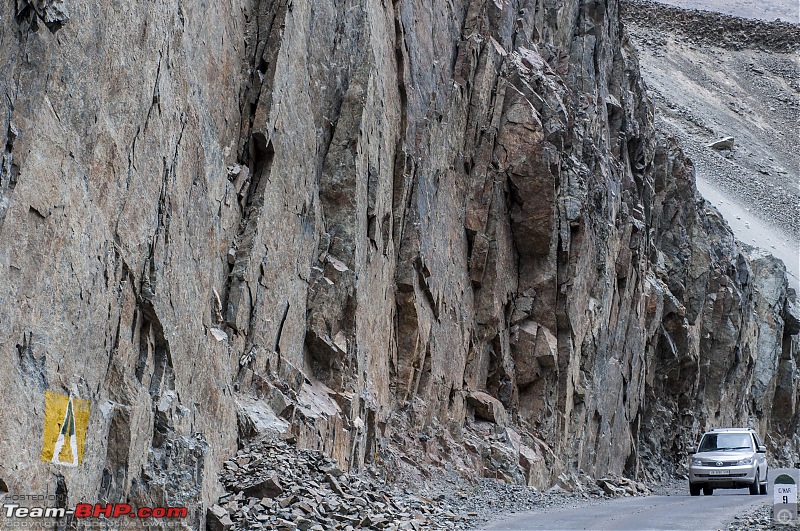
[710,469,729,475]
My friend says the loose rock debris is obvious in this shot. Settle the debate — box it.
[211,439,473,530]
[209,438,654,530]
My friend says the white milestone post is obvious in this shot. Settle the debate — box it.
[773,470,799,525]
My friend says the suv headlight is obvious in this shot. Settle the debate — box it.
[736,457,753,465]
[691,458,703,466]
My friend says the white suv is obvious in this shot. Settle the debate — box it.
[688,428,768,496]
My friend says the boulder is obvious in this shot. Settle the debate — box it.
[707,136,735,150]
[467,391,508,426]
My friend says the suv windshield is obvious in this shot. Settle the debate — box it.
[698,433,753,452]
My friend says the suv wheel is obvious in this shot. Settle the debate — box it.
[703,486,713,496]
[759,478,768,495]
[749,469,760,495]
[690,482,701,496]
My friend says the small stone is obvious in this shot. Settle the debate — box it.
[210,327,228,342]
[241,472,284,498]
[706,136,734,150]
[297,501,314,514]
[320,462,344,477]
[275,518,298,531]
[295,517,315,531]
[260,497,276,509]
[279,496,295,508]
[326,473,346,496]
[207,505,233,531]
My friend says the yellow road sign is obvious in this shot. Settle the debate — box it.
[41,392,90,467]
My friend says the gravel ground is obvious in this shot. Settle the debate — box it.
[728,502,798,530]
[425,476,607,530]
[648,476,691,496]
[379,450,635,530]
[389,443,653,529]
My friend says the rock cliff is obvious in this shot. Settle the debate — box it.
[0,0,797,527]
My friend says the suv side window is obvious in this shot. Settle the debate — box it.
[751,434,758,449]
[753,432,763,448]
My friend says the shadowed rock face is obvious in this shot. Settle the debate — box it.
[0,0,796,526]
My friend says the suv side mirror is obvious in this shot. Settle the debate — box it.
[688,450,695,455]
[757,445,766,453]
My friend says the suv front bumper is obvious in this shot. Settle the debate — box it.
[689,464,757,486]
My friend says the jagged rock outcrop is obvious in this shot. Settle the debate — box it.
[0,0,796,528]
[639,139,800,479]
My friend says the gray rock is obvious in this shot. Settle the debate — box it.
[467,391,508,426]
[240,473,283,499]
[707,136,735,150]
[206,505,233,531]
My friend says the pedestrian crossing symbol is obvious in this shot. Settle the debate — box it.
[41,392,90,467]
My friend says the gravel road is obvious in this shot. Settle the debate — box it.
[481,491,769,530]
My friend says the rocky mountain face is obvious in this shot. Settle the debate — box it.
[0,0,797,528]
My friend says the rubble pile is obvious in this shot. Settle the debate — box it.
[595,476,653,497]
[546,471,652,498]
[208,439,472,530]
[207,435,657,530]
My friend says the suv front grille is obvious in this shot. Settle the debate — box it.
[701,460,739,466]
